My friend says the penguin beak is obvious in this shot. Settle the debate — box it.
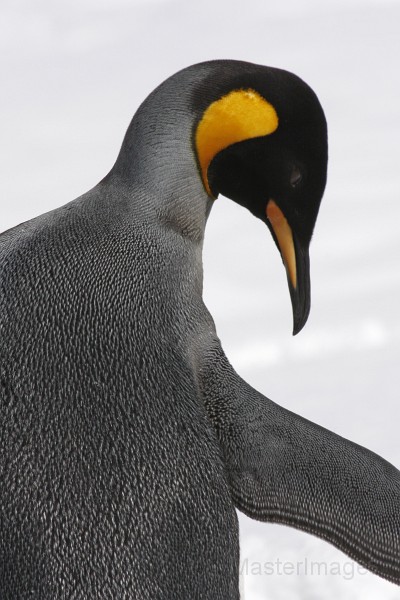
[266,200,311,335]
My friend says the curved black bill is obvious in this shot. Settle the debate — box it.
[266,200,311,336]
[289,238,310,335]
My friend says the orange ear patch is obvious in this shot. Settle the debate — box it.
[195,89,279,196]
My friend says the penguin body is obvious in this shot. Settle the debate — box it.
[1,61,399,598]
[0,181,238,598]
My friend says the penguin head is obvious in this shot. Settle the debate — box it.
[193,65,328,334]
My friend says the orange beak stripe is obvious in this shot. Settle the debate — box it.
[266,200,297,289]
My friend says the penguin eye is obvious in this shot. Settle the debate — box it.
[290,165,303,188]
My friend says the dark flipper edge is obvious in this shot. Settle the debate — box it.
[199,341,400,585]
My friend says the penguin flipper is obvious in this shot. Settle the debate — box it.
[199,340,400,585]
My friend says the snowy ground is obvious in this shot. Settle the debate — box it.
[1,1,400,598]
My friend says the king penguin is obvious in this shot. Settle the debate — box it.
[0,60,399,599]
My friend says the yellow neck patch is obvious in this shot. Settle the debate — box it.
[195,89,279,196]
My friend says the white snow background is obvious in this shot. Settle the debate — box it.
[1,0,400,598]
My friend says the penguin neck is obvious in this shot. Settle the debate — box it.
[110,78,213,244]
